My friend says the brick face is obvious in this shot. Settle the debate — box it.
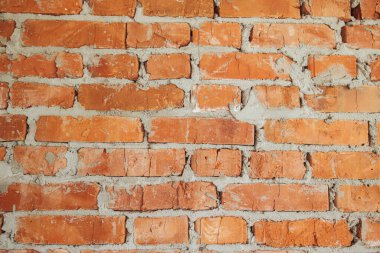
[0,0,82,14]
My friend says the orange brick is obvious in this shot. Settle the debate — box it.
[193,22,241,48]
[0,20,15,46]
[0,182,99,211]
[88,0,136,16]
[264,119,368,146]
[305,86,380,112]
[342,25,380,49]
[10,82,75,109]
[195,217,247,244]
[336,185,380,212]
[378,122,380,144]
[88,54,138,80]
[149,117,254,145]
[200,53,292,80]
[35,116,143,143]
[255,219,352,247]
[78,148,185,177]
[0,115,27,141]
[147,54,191,80]
[0,82,8,109]
[302,0,351,20]
[107,182,217,211]
[0,54,11,73]
[254,86,300,109]
[310,152,380,179]
[308,55,357,80]
[370,56,380,81]
[250,151,306,179]
[0,0,82,14]
[127,23,190,48]
[22,20,126,49]
[362,219,380,247]
[78,84,184,111]
[140,0,214,17]
[0,147,5,160]
[134,216,188,245]
[14,146,67,176]
[220,0,300,18]
[15,216,126,245]
[193,85,241,110]
[251,23,336,49]
[191,149,242,177]
[354,0,380,19]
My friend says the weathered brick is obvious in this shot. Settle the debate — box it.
[14,146,67,176]
[353,0,380,19]
[88,54,138,80]
[302,0,351,19]
[336,185,380,212]
[0,20,15,46]
[22,20,126,49]
[192,85,241,110]
[0,54,10,73]
[254,86,300,109]
[191,149,242,177]
[0,147,5,160]
[370,56,380,81]
[308,55,357,80]
[15,216,126,245]
[378,122,380,144]
[362,219,380,247]
[127,23,190,48]
[222,184,328,211]
[140,0,214,17]
[35,116,143,143]
[342,25,380,49]
[255,219,352,247]
[147,54,191,80]
[78,148,185,177]
[0,115,27,141]
[251,24,336,49]
[0,82,8,109]
[149,117,254,145]
[200,53,292,80]
[88,0,136,16]
[0,182,99,211]
[107,182,217,211]
[220,0,300,18]
[195,217,247,244]
[264,119,368,145]
[193,22,241,48]
[78,84,184,111]
[250,151,306,179]
[10,82,75,109]
[134,216,188,245]
[0,0,82,14]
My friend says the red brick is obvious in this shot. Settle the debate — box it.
[264,119,368,146]
[308,55,357,80]
[370,56,380,81]
[222,184,328,211]
[140,0,214,17]
[310,152,380,179]
[15,216,126,245]
[302,0,351,20]
[0,0,82,14]
[362,219,380,247]
[127,23,190,48]
[0,115,27,141]
[0,20,15,46]
[78,148,185,177]
[107,182,217,211]
[88,54,138,80]
[193,22,241,48]
[255,219,352,247]
[220,0,300,18]
[195,217,247,244]
[336,185,380,212]
[0,182,99,211]
[0,82,8,109]
[0,147,5,160]
[250,151,306,179]
[14,146,67,176]
[354,0,380,19]
[88,0,136,16]
[149,117,254,145]
[305,86,380,113]
[251,23,336,49]
[78,84,184,111]
[378,122,380,144]
[22,20,126,49]
[10,82,75,109]
[342,25,380,49]
[134,216,188,245]
[35,116,143,143]
[147,54,191,80]
[0,54,10,73]
[191,149,242,177]
[193,85,241,110]
[11,53,83,78]
[200,53,292,80]
[254,86,300,109]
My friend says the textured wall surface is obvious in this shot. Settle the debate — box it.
[0,0,380,252]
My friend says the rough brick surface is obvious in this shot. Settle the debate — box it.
[0,115,27,141]
[335,185,380,212]
[88,0,136,16]
[0,82,8,109]
[193,22,242,48]
[342,25,380,49]
[88,54,139,80]
[0,0,82,14]
[302,0,351,19]
[192,84,241,110]
[362,219,380,246]
[354,0,380,19]
[308,55,357,80]
[254,86,300,109]
[140,0,214,17]
[0,20,15,46]
[147,54,191,80]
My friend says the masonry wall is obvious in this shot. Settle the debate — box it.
[0,0,380,252]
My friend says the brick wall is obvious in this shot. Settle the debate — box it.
[0,0,380,252]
